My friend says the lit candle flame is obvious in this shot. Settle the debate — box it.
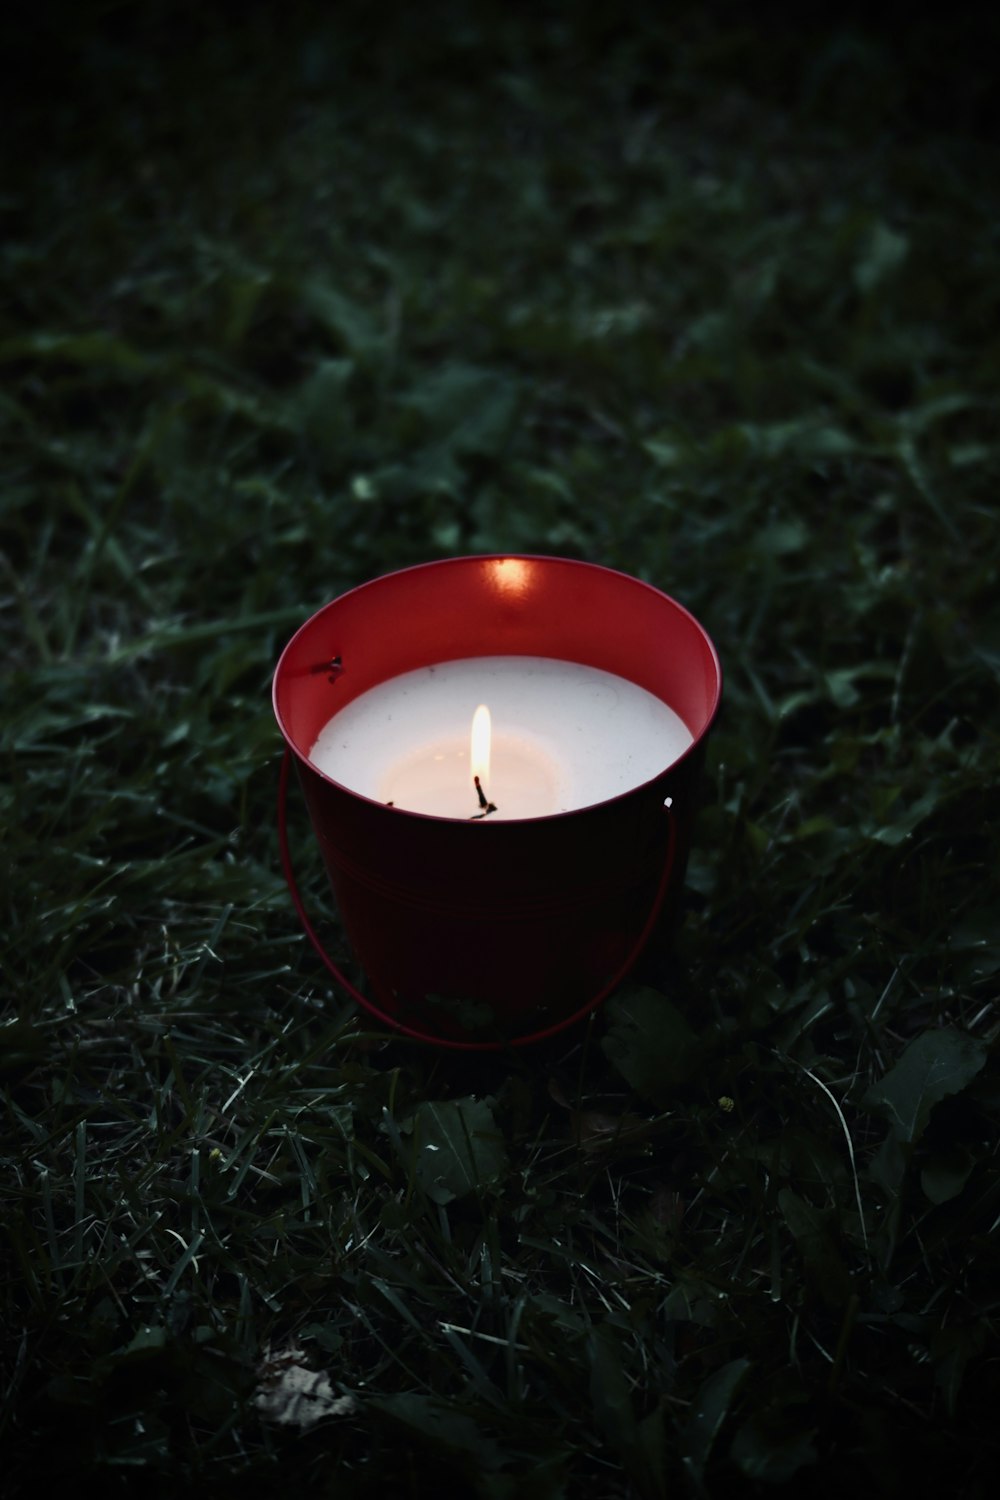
[470,703,491,795]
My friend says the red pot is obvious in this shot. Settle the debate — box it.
[273,555,721,1049]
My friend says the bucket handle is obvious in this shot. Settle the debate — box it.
[277,747,677,1051]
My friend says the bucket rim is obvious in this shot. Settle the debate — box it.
[272,552,722,828]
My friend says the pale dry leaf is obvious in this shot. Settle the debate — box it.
[253,1344,358,1428]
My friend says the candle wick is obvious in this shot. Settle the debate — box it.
[470,778,498,819]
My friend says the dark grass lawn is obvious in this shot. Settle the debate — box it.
[2,3,999,1495]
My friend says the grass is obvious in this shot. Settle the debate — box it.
[2,3,999,1495]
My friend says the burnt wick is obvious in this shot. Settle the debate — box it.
[470,778,498,819]
[470,774,498,818]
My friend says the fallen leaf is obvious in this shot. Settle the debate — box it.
[253,1344,357,1428]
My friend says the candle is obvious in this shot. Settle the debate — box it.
[308,656,693,820]
[274,554,722,1045]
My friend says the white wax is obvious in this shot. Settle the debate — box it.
[308,656,693,821]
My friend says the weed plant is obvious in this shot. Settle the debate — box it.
[2,4,999,1496]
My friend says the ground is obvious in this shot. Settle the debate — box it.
[2,4,999,1496]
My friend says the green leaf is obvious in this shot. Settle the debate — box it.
[601,986,699,1104]
[399,362,519,456]
[762,1127,846,1195]
[636,1406,668,1500]
[587,1325,666,1496]
[862,1028,989,1144]
[406,1097,507,1204]
[920,1146,976,1204]
[867,1132,908,1196]
[0,1019,46,1076]
[778,1188,852,1306]
[865,789,941,846]
[759,519,810,556]
[949,910,1000,978]
[732,418,855,460]
[299,279,385,361]
[298,358,355,461]
[731,1408,818,1483]
[0,329,156,373]
[300,1322,344,1356]
[854,221,909,294]
[825,667,862,709]
[371,1391,506,1473]
[932,1323,987,1419]
[684,1357,751,1479]
[642,437,684,468]
[587,1324,638,1453]
[477,1457,570,1500]
[116,1325,169,1359]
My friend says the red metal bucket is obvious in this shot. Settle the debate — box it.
[273,555,721,1049]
